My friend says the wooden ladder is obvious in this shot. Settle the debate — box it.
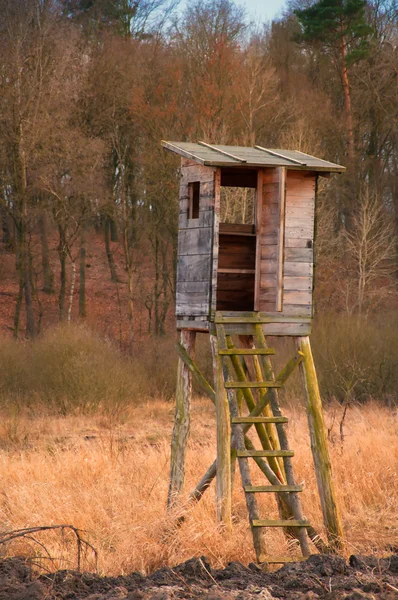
[215,316,311,565]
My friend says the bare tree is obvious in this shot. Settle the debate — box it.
[343,187,396,314]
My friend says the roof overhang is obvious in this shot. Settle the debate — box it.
[162,140,346,174]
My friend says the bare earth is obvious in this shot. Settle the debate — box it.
[1,554,398,600]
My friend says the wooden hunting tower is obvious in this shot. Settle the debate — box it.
[162,141,346,565]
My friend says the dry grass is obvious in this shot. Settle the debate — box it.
[0,398,396,575]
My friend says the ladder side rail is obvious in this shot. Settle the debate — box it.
[225,334,285,483]
[229,371,267,563]
[254,325,310,556]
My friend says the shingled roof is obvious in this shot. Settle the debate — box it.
[162,141,346,173]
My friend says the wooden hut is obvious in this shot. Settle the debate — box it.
[162,141,346,564]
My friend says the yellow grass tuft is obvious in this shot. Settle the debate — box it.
[0,399,396,575]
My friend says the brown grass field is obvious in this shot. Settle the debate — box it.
[0,398,396,576]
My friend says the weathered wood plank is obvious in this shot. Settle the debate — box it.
[286,204,314,217]
[232,417,288,423]
[284,276,313,291]
[285,238,311,248]
[263,169,280,183]
[210,169,221,314]
[219,223,254,234]
[178,209,213,229]
[254,169,263,311]
[285,216,314,229]
[176,302,210,316]
[222,322,311,336]
[262,261,313,277]
[281,304,313,317]
[177,319,209,331]
[285,247,313,262]
[284,262,313,276]
[178,228,212,256]
[285,225,314,239]
[276,167,286,312]
[253,519,310,528]
[245,485,302,492]
[177,281,210,293]
[225,381,282,389]
[181,164,216,181]
[283,290,312,305]
[259,289,278,302]
[260,247,313,262]
[260,235,279,246]
[176,291,209,304]
[258,167,280,312]
[177,255,212,282]
[237,450,293,457]
[215,310,311,321]
[219,348,275,356]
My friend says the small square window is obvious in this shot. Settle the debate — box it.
[189,181,200,219]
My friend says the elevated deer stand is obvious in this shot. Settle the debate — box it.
[162,141,346,565]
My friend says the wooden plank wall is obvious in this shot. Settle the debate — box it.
[257,168,280,311]
[176,159,215,318]
[283,171,315,317]
[258,168,316,317]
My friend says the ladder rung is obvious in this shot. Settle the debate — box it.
[225,381,282,389]
[232,416,288,424]
[237,450,294,458]
[253,520,310,528]
[244,485,303,493]
[259,556,307,564]
[219,348,275,356]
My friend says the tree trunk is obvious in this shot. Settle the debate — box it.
[154,233,160,335]
[67,258,76,322]
[38,209,55,294]
[104,217,118,282]
[13,271,24,339]
[340,27,354,161]
[23,241,36,338]
[0,201,14,250]
[58,226,67,320]
[110,217,118,242]
[79,230,87,318]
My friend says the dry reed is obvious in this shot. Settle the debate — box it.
[0,398,396,575]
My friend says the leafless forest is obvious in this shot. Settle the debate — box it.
[0,0,397,405]
[0,0,397,579]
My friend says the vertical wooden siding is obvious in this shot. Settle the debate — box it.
[176,159,215,318]
[258,168,281,312]
[258,168,315,316]
[283,171,316,316]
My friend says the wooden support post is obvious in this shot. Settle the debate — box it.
[296,336,345,552]
[167,330,196,509]
[210,334,232,529]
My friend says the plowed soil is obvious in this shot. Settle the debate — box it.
[1,554,397,600]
